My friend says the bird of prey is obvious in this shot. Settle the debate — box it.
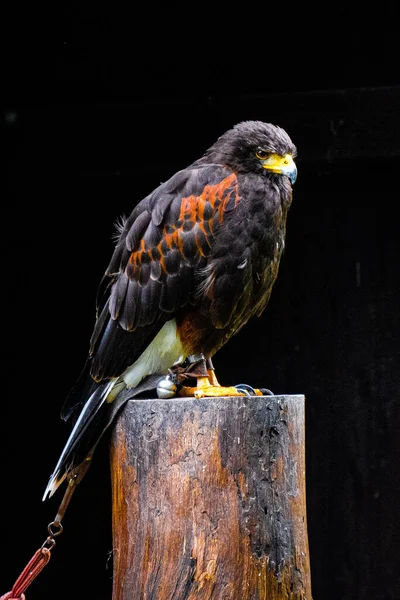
[43,120,297,501]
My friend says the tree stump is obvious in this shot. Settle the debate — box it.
[111,395,311,599]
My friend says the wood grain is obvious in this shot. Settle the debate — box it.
[111,395,311,599]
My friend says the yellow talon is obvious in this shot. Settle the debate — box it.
[177,374,264,398]
[193,385,247,398]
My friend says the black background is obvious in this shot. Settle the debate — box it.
[2,6,400,600]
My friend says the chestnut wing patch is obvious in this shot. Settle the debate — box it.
[89,166,240,376]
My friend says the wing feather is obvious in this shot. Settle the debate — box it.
[125,210,152,252]
[88,164,241,381]
[109,273,129,319]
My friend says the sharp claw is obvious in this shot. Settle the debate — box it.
[259,388,274,396]
[234,384,274,397]
[234,384,255,397]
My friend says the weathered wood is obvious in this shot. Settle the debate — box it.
[111,395,311,599]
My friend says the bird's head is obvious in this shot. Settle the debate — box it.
[205,120,297,184]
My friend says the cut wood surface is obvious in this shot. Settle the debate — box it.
[111,395,311,599]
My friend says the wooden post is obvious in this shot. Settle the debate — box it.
[111,395,312,599]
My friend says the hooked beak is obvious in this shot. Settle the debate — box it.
[261,153,297,184]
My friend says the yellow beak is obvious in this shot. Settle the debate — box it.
[261,153,297,184]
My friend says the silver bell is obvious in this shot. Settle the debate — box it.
[156,375,177,399]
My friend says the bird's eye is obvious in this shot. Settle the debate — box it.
[256,149,270,160]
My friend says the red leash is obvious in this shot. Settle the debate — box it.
[0,546,52,600]
[1,478,77,599]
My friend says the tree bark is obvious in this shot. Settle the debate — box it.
[111,395,311,599]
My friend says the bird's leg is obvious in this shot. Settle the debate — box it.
[177,356,265,398]
[206,358,274,397]
[205,357,219,385]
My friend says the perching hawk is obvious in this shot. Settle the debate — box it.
[43,120,297,500]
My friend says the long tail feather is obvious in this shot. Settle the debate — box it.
[42,380,116,500]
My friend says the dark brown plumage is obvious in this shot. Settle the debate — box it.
[43,120,297,499]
